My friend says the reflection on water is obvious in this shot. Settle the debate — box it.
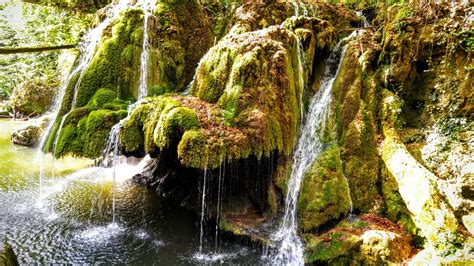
[0,119,260,264]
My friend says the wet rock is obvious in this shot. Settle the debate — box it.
[11,125,42,147]
[298,146,351,232]
[0,242,18,266]
[381,90,467,256]
[359,230,412,264]
[10,114,51,147]
[303,215,413,264]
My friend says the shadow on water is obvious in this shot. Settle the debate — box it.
[0,119,260,264]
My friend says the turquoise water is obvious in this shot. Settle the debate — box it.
[0,119,260,264]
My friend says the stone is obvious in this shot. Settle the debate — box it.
[11,125,42,147]
[0,242,18,266]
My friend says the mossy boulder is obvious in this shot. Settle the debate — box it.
[298,145,351,232]
[44,0,212,159]
[50,89,128,158]
[10,77,59,116]
[304,214,413,264]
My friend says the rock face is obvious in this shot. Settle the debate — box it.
[298,145,351,232]
[303,215,413,264]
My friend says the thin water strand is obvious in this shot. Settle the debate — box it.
[199,164,208,253]
[138,0,152,99]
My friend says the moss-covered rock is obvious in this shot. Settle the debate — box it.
[332,37,380,213]
[381,90,467,256]
[298,145,351,232]
[150,0,213,94]
[44,0,213,159]
[10,77,59,116]
[52,89,128,158]
[304,214,413,264]
[121,17,337,168]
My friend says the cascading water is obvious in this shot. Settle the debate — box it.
[215,157,225,250]
[36,0,131,209]
[138,0,152,99]
[199,165,208,253]
[101,0,153,224]
[51,0,131,157]
[271,37,351,265]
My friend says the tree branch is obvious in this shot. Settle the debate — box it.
[0,44,77,54]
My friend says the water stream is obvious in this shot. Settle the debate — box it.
[271,38,350,265]
[101,0,153,223]
[37,0,131,198]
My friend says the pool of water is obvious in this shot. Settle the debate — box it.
[0,119,261,264]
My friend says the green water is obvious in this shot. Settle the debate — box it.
[0,119,260,264]
[0,119,93,190]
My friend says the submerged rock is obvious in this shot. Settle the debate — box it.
[0,242,18,266]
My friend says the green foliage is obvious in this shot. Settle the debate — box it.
[10,77,59,115]
[0,1,89,100]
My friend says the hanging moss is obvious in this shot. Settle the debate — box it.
[52,89,127,158]
[118,17,338,169]
[149,0,213,93]
[76,7,144,106]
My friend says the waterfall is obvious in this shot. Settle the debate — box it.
[101,0,153,224]
[271,37,351,265]
[199,165,209,253]
[51,0,131,157]
[138,0,152,99]
[215,157,225,250]
[36,0,131,201]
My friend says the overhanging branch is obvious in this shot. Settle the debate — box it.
[0,44,77,54]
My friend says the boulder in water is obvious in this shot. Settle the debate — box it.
[11,125,42,147]
[0,242,19,266]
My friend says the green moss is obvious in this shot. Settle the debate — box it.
[76,8,143,106]
[332,42,380,212]
[177,129,207,169]
[298,146,351,232]
[304,232,361,263]
[218,217,243,236]
[150,0,212,93]
[267,184,278,215]
[154,106,199,149]
[54,108,127,158]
